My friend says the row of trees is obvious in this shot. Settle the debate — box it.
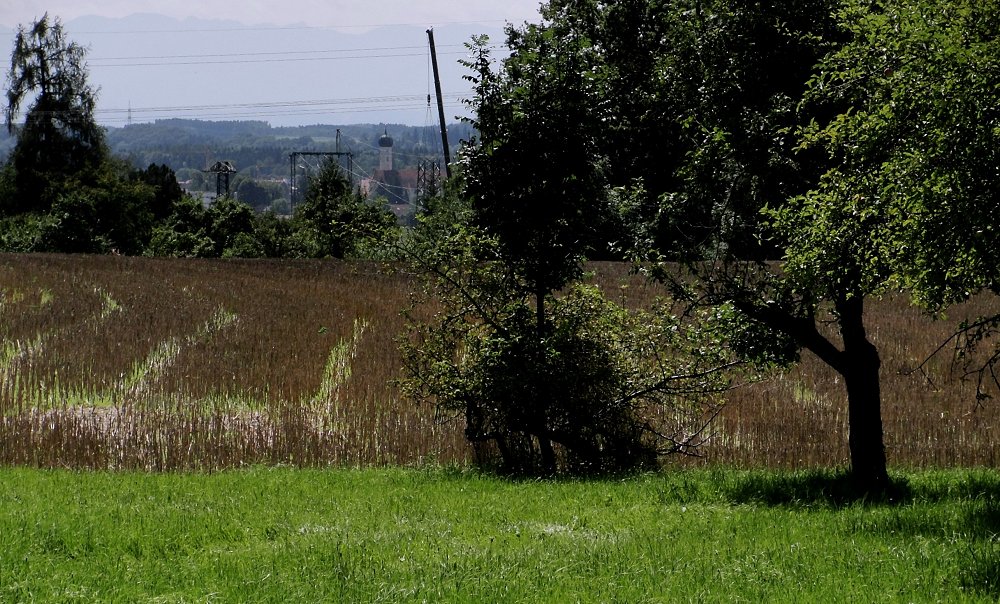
[402,0,1000,491]
[0,15,396,258]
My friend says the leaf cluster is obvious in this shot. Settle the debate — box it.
[791,0,1000,311]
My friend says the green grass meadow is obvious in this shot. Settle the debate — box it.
[3,466,1000,602]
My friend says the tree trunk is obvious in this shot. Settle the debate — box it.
[746,291,891,493]
[836,295,890,493]
[534,284,557,475]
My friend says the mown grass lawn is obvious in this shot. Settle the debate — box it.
[2,466,999,602]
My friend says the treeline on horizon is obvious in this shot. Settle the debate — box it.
[1,119,471,184]
[105,120,472,178]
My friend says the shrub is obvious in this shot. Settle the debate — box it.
[401,222,738,476]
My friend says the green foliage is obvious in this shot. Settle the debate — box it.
[790,0,1000,310]
[146,196,215,257]
[235,177,282,212]
[460,29,612,293]
[36,188,114,254]
[131,163,184,221]
[534,0,1000,489]
[764,0,1000,409]
[0,160,155,254]
[509,0,841,261]
[408,14,781,476]
[0,212,45,252]
[401,209,738,476]
[667,0,1000,489]
[250,210,295,257]
[147,195,293,259]
[659,0,840,259]
[146,227,215,258]
[289,158,396,259]
[206,196,258,257]
[4,14,105,214]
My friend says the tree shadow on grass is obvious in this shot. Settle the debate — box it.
[718,468,1000,597]
[718,468,913,508]
[949,501,1000,597]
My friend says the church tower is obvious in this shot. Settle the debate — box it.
[378,129,394,172]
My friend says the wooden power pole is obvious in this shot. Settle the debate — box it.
[426,28,452,179]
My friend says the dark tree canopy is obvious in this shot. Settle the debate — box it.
[132,163,185,222]
[460,28,610,302]
[4,14,105,213]
[398,11,759,477]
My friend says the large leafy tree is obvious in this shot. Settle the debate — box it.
[644,0,1000,492]
[4,14,105,214]
[398,19,748,477]
[793,0,1000,312]
[458,27,612,472]
[763,0,1000,484]
[517,0,845,458]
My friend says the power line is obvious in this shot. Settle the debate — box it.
[1,22,496,127]
[116,94,463,112]
[53,19,513,35]
[88,49,469,68]
[98,93,470,114]
[12,99,471,126]
[89,44,469,62]
[89,49,474,68]
[98,103,470,126]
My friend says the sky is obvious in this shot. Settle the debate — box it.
[1,1,546,127]
[3,1,544,31]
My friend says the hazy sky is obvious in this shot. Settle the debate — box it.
[1,2,547,127]
[2,1,545,30]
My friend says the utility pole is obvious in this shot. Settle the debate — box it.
[427,28,452,179]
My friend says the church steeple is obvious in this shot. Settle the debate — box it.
[378,128,394,172]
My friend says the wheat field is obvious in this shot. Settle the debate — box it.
[1,253,997,470]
